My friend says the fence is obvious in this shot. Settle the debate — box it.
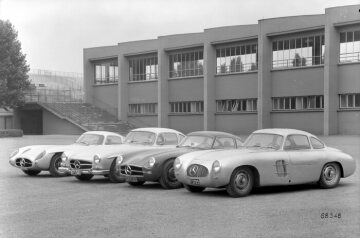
[25,88,84,103]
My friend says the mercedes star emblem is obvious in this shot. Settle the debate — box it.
[74,160,81,169]
[125,165,131,175]
[20,158,26,167]
[189,165,199,176]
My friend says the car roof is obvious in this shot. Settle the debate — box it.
[188,131,240,139]
[252,128,316,137]
[83,131,123,137]
[130,127,183,135]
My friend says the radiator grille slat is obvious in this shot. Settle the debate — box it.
[187,164,209,177]
[15,158,32,168]
[120,165,144,177]
[69,160,92,169]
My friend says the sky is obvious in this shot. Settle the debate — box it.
[0,0,359,74]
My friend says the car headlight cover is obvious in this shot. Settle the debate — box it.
[174,157,182,170]
[35,150,46,161]
[148,157,156,168]
[93,154,101,164]
[116,155,123,164]
[10,149,19,158]
[212,160,221,173]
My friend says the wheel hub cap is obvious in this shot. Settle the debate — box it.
[235,173,248,189]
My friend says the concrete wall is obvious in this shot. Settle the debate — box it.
[128,81,158,103]
[92,84,118,114]
[168,77,204,101]
[338,64,360,94]
[128,115,158,128]
[43,110,85,135]
[215,114,257,135]
[338,111,360,134]
[271,112,324,135]
[169,115,204,134]
[215,73,258,99]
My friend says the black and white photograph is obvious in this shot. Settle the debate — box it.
[0,0,359,237]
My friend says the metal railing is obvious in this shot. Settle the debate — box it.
[25,88,84,103]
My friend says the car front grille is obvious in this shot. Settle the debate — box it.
[187,164,209,177]
[120,165,144,177]
[15,158,32,167]
[69,160,92,169]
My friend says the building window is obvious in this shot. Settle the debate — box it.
[169,51,203,78]
[272,35,325,69]
[170,101,203,113]
[94,61,118,84]
[340,31,360,63]
[129,103,158,115]
[216,99,257,112]
[129,55,158,81]
[216,44,257,74]
[273,96,324,111]
[339,94,360,109]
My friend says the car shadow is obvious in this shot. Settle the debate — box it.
[124,182,164,190]
[189,183,352,198]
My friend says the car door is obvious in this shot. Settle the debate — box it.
[285,134,324,184]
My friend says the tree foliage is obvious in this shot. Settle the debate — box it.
[0,20,30,110]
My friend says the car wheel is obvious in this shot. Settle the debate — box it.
[75,174,94,181]
[49,154,67,177]
[226,166,254,197]
[22,169,41,176]
[109,159,125,183]
[318,162,341,189]
[128,181,145,186]
[159,159,183,189]
[184,184,205,193]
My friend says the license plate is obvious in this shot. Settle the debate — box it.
[190,179,200,185]
[70,170,81,176]
[125,176,138,182]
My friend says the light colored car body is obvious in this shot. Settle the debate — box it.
[60,127,185,180]
[8,131,124,176]
[175,128,356,196]
[116,131,243,188]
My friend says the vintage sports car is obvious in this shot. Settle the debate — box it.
[60,128,185,182]
[114,131,243,189]
[8,131,124,177]
[175,128,356,197]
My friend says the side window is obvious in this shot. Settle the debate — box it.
[236,138,243,148]
[157,133,178,145]
[310,137,325,149]
[213,137,236,149]
[284,135,311,150]
[178,134,185,144]
[105,136,123,145]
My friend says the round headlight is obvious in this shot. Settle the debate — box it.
[117,155,123,164]
[35,150,46,161]
[174,157,182,170]
[10,149,19,158]
[148,157,156,168]
[93,154,101,164]
[212,160,221,173]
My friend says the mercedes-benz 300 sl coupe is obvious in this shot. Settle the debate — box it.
[112,131,243,189]
[9,131,124,177]
[60,128,184,181]
[175,129,356,197]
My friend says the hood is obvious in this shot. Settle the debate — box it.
[68,144,158,162]
[18,145,58,160]
[123,147,198,166]
[45,143,89,154]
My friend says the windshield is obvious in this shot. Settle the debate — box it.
[244,133,283,150]
[179,135,214,149]
[76,134,104,145]
[124,131,156,145]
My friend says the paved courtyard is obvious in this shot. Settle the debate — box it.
[0,134,359,238]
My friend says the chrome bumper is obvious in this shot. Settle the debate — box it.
[61,167,109,176]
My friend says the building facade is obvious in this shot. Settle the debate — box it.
[83,5,360,135]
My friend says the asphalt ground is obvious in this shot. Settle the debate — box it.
[0,135,359,238]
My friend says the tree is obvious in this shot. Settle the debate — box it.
[0,20,30,110]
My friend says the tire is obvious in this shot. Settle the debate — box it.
[128,181,145,186]
[159,159,182,189]
[49,153,67,177]
[75,174,94,181]
[226,166,254,197]
[184,184,205,193]
[318,162,341,189]
[22,169,41,176]
[109,159,125,183]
